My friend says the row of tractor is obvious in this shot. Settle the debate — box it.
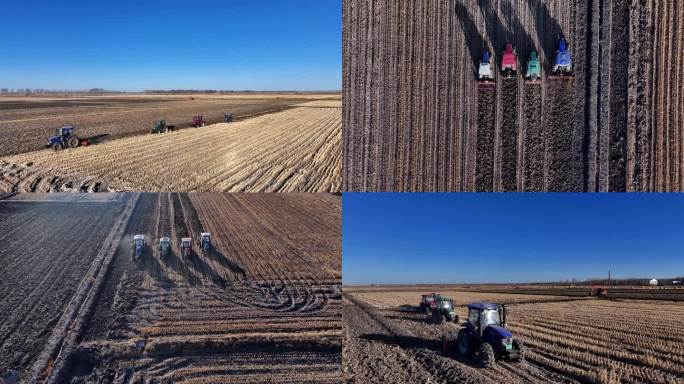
[419,293,523,368]
[48,113,235,150]
[151,113,234,134]
[478,38,573,81]
[132,232,211,261]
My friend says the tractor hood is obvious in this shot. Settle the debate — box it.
[485,324,512,339]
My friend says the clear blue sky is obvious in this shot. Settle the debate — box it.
[343,193,684,285]
[0,0,341,91]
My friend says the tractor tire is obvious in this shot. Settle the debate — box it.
[432,311,444,325]
[456,329,471,357]
[68,137,79,148]
[52,143,62,151]
[477,343,496,368]
[512,340,524,362]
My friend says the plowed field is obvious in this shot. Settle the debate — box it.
[0,193,341,383]
[344,288,684,383]
[0,94,339,157]
[0,104,341,193]
[343,0,684,191]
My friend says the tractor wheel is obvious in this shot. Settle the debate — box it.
[432,311,444,325]
[477,343,495,368]
[512,340,524,362]
[52,143,62,151]
[68,137,79,148]
[456,329,471,357]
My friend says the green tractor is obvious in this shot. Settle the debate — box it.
[525,51,541,81]
[431,296,459,324]
[151,119,168,134]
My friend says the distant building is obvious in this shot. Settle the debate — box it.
[649,279,658,286]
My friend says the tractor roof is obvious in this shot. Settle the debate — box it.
[181,237,192,242]
[60,125,75,130]
[160,237,170,241]
[134,234,145,240]
[468,302,499,310]
[201,232,210,237]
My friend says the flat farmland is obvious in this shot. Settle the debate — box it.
[0,103,342,193]
[343,287,684,383]
[0,93,339,157]
[0,193,341,383]
[343,0,684,191]
[0,195,127,381]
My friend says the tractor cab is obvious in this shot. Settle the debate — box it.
[192,115,207,127]
[133,234,146,260]
[419,293,438,313]
[224,112,234,123]
[444,302,522,368]
[478,50,494,81]
[431,296,458,324]
[500,43,517,76]
[552,38,573,75]
[526,51,541,81]
[199,232,211,253]
[48,125,80,150]
[152,119,168,134]
[158,236,171,257]
[180,237,193,258]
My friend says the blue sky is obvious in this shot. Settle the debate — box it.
[0,0,341,91]
[343,193,684,285]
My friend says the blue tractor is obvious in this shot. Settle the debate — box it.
[133,234,147,261]
[552,38,573,75]
[48,125,87,151]
[198,232,211,253]
[443,302,523,368]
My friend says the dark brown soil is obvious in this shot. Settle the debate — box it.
[343,0,684,191]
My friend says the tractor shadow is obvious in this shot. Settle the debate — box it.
[185,250,229,288]
[138,250,172,287]
[361,333,483,367]
[455,0,566,74]
[161,249,201,286]
[360,333,442,352]
[204,247,247,281]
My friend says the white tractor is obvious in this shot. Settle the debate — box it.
[478,50,494,81]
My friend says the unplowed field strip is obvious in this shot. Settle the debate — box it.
[35,193,343,383]
[343,0,684,191]
[0,105,341,193]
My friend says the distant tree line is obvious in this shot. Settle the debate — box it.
[0,88,123,95]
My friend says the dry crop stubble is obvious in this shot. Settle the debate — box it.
[5,193,343,383]
[0,105,341,193]
[343,0,684,191]
[344,289,684,383]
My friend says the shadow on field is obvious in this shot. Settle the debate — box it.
[139,250,171,286]
[162,249,201,286]
[455,0,565,71]
[205,247,247,280]
[360,333,443,352]
[185,251,229,288]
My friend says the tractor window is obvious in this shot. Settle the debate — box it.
[468,309,479,326]
[483,309,501,326]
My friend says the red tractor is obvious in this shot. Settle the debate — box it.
[419,293,439,314]
[180,237,193,260]
[192,115,207,127]
[500,43,517,77]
